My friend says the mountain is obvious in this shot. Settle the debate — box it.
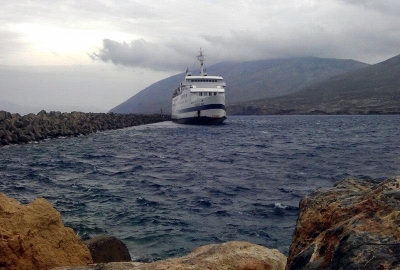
[110,57,368,114]
[228,54,400,114]
[0,100,40,115]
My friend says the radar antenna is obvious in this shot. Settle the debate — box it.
[197,48,205,76]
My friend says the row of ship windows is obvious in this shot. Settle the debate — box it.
[179,92,223,99]
[199,92,222,96]
[189,79,218,82]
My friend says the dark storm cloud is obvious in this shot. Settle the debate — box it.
[89,38,196,71]
[87,0,400,71]
[92,18,400,73]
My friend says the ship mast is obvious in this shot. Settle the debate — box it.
[197,48,205,76]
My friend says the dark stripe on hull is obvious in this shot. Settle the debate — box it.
[176,104,226,114]
[172,116,226,125]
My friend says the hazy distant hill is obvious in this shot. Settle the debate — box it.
[228,54,400,114]
[110,57,368,114]
[0,100,106,115]
[0,100,40,115]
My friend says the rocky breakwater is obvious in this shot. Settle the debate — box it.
[0,110,170,146]
[286,177,400,270]
[0,193,92,270]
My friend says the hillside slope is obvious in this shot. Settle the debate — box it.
[228,54,400,114]
[110,57,368,114]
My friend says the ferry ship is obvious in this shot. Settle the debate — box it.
[171,49,226,125]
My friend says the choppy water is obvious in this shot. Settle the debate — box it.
[1,115,399,261]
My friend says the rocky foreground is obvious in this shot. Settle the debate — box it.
[1,177,399,270]
[0,110,170,146]
[287,177,400,270]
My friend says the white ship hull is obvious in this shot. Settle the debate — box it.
[172,93,226,125]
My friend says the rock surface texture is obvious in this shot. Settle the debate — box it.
[0,110,169,146]
[53,241,287,270]
[84,235,131,263]
[286,177,400,270]
[0,193,92,270]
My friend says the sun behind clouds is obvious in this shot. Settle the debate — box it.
[8,23,135,65]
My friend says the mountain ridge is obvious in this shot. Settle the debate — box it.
[110,57,368,114]
[228,53,400,114]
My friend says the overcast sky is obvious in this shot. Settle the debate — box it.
[1,0,400,113]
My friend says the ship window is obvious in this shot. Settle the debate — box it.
[209,92,212,96]
[199,92,202,96]
[214,92,217,96]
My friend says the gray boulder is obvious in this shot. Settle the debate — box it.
[84,235,131,263]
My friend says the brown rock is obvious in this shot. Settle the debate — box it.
[17,134,31,143]
[286,177,400,270]
[23,124,34,134]
[37,110,47,116]
[84,235,131,263]
[0,193,93,270]
[0,110,12,121]
[55,241,286,270]
[142,241,287,270]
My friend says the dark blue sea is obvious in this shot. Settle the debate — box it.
[1,115,400,261]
